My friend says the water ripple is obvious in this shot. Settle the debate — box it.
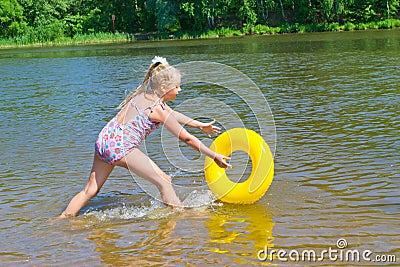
[1,30,399,266]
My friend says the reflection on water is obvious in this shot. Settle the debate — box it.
[205,204,274,259]
[67,202,274,266]
[0,29,399,266]
[86,218,180,266]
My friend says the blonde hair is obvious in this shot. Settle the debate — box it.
[118,61,181,109]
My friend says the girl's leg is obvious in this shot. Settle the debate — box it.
[115,149,182,208]
[60,153,114,217]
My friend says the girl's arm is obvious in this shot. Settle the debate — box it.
[172,110,221,137]
[150,105,231,168]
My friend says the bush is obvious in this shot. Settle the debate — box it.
[216,27,233,36]
[392,19,400,27]
[292,23,307,33]
[254,24,271,34]
[279,23,291,33]
[343,22,356,31]
[355,23,368,30]
[378,20,391,29]
[367,22,379,29]
[375,19,400,29]
[34,21,66,43]
[242,24,253,34]
[327,22,340,31]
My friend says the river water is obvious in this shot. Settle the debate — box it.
[0,29,399,266]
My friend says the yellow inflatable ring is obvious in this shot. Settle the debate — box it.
[204,128,274,204]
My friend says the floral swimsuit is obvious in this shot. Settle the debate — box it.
[95,99,163,165]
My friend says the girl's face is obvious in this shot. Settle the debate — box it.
[163,84,181,101]
[160,74,181,101]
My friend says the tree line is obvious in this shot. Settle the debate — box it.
[1,0,399,43]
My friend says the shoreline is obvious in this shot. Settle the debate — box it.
[0,38,129,49]
[1,23,399,50]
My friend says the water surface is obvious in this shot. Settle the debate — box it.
[1,29,399,266]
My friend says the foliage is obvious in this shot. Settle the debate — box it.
[0,0,27,37]
[0,0,399,46]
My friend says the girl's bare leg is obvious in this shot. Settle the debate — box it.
[115,149,183,209]
[60,154,114,217]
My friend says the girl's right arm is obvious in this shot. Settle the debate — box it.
[150,105,231,168]
[171,110,220,137]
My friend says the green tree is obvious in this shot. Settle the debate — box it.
[375,0,400,19]
[1,0,399,42]
[0,0,27,37]
[156,0,181,31]
[181,0,218,31]
[293,0,314,23]
[321,0,335,21]
[237,0,258,26]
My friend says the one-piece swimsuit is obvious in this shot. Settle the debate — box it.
[95,99,163,165]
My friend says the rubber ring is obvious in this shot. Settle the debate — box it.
[204,128,274,204]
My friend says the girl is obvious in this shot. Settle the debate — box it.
[60,57,231,217]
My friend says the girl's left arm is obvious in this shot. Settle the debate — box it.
[149,104,231,169]
[172,110,220,137]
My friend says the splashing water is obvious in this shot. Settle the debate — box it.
[83,199,166,222]
[81,190,219,222]
[182,189,218,208]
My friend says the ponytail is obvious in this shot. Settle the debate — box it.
[117,62,160,109]
[117,57,181,109]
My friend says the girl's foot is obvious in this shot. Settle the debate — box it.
[160,186,183,210]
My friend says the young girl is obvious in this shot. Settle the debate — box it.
[60,56,231,217]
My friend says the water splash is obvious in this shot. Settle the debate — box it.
[81,190,219,222]
[182,189,218,208]
[83,199,165,222]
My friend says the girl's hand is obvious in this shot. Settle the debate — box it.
[214,153,232,169]
[199,120,221,137]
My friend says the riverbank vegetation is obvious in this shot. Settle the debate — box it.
[1,0,399,47]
